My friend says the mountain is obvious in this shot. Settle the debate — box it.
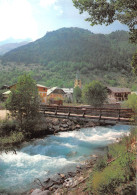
[0,38,32,46]
[0,41,30,55]
[0,28,137,88]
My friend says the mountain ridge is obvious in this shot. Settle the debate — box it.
[0,28,136,88]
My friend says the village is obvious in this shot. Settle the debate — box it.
[1,75,134,107]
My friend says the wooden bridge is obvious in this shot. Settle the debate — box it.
[40,105,135,125]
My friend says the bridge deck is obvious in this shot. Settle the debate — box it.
[40,105,135,124]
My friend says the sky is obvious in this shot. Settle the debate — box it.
[0,0,128,42]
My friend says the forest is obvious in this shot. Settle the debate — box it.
[0,28,137,89]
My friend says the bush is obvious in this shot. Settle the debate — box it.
[0,119,17,136]
[90,163,125,194]
[0,131,24,152]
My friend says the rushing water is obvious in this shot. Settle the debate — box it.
[0,125,130,194]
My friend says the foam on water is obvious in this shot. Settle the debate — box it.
[0,125,130,194]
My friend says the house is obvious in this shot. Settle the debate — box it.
[47,87,65,105]
[107,87,131,103]
[62,88,73,102]
[36,84,49,104]
[3,83,49,104]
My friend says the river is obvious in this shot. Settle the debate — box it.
[0,125,130,194]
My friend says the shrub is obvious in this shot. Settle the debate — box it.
[0,119,17,136]
[90,163,126,194]
[0,131,24,152]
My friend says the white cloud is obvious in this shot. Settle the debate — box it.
[39,0,57,8]
[53,5,63,16]
[0,0,38,41]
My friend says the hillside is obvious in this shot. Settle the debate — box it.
[0,28,137,88]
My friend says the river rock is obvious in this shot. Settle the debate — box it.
[62,119,68,123]
[86,121,95,127]
[63,178,73,187]
[53,125,60,131]
[60,124,68,128]
[59,173,65,178]
[67,171,76,177]
[31,189,51,195]
[75,124,81,129]
[52,118,60,126]
[44,178,50,183]
[44,180,55,189]
[67,120,73,126]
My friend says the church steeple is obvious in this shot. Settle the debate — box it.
[74,71,82,88]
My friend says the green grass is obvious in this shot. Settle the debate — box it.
[87,127,137,195]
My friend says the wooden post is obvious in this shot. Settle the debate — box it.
[99,109,102,120]
[68,107,70,117]
[55,106,57,115]
[82,108,86,118]
[44,105,46,115]
[118,109,120,121]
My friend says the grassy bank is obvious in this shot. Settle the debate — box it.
[87,127,136,195]
[0,117,51,152]
[0,119,25,152]
[58,127,136,195]
[86,127,136,195]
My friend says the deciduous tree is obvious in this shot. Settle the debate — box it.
[73,0,137,43]
[6,74,40,134]
[73,86,82,103]
[82,80,107,107]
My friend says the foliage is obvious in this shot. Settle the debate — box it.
[0,131,24,152]
[94,155,108,171]
[82,80,107,107]
[0,29,136,88]
[6,74,40,134]
[131,51,137,75]
[0,119,17,136]
[73,0,137,43]
[123,94,137,113]
[0,119,25,152]
[73,86,82,103]
[87,128,136,194]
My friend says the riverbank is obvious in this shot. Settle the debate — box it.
[0,111,136,194]
[0,113,100,152]
[29,126,136,195]
[29,155,98,195]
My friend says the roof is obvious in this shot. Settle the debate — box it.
[36,84,49,88]
[62,88,73,94]
[107,87,131,93]
[2,90,11,95]
[47,87,65,96]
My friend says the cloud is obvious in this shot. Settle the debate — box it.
[39,0,57,8]
[0,0,38,41]
[53,5,63,15]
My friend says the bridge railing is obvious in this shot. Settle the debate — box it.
[40,105,135,121]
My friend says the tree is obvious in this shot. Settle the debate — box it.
[131,51,137,75]
[73,0,137,43]
[124,93,137,123]
[82,80,107,107]
[73,86,82,103]
[6,74,40,134]
[124,94,137,113]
